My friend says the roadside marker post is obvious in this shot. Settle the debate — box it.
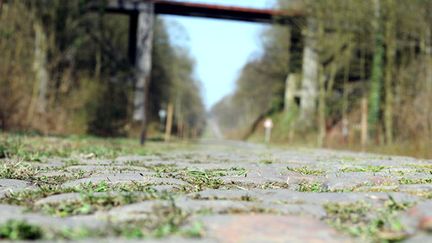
[264,118,273,144]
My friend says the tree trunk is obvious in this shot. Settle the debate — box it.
[361,97,368,147]
[384,0,396,145]
[316,17,326,147]
[368,0,384,141]
[164,102,174,142]
[342,50,351,146]
[95,45,102,79]
[33,21,49,114]
[317,65,326,147]
[422,27,432,139]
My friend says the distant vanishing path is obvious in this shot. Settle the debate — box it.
[207,119,224,140]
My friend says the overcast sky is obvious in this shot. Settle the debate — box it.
[161,0,275,109]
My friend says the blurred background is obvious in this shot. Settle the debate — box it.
[0,0,431,158]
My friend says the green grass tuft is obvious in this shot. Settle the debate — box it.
[0,220,43,240]
[287,166,324,175]
[340,165,386,173]
[324,197,413,242]
[298,182,329,192]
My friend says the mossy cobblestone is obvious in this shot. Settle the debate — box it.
[0,135,431,241]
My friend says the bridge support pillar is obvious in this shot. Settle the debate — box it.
[284,25,303,113]
[131,3,154,144]
[284,73,300,112]
[299,24,319,127]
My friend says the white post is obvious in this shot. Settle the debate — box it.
[264,118,273,144]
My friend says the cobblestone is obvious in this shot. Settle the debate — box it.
[0,139,431,241]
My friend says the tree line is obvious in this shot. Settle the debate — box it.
[211,0,431,157]
[0,0,206,139]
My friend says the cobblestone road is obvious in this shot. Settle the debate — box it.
[1,138,432,242]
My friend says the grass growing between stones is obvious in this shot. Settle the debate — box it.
[204,167,248,177]
[0,203,203,241]
[0,181,177,217]
[4,132,432,241]
[0,177,202,240]
[179,170,224,191]
[0,220,43,240]
[37,191,170,217]
[407,191,432,200]
[398,178,432,185]
[259,159,274,165]
[148,164,181,176]
[406,163,432,173]
[261,181,290,189]
[0,162,88,186]
[340,165,387,173]
[324,197,413,242]
[297,182,329,192]
[37,181,176,217]
[53,200,204,240]
[0,185,76,206]
[0,162,39,180]
[138,201,203,238]
[287,166,324,175]
[77,180,157,193]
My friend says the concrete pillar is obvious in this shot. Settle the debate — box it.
[299,24,319,125]
[284,73,300,112]
[130,3,154,143]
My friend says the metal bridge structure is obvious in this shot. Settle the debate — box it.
[93,0,305,144]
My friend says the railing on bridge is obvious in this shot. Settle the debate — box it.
[100,0,304,24]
